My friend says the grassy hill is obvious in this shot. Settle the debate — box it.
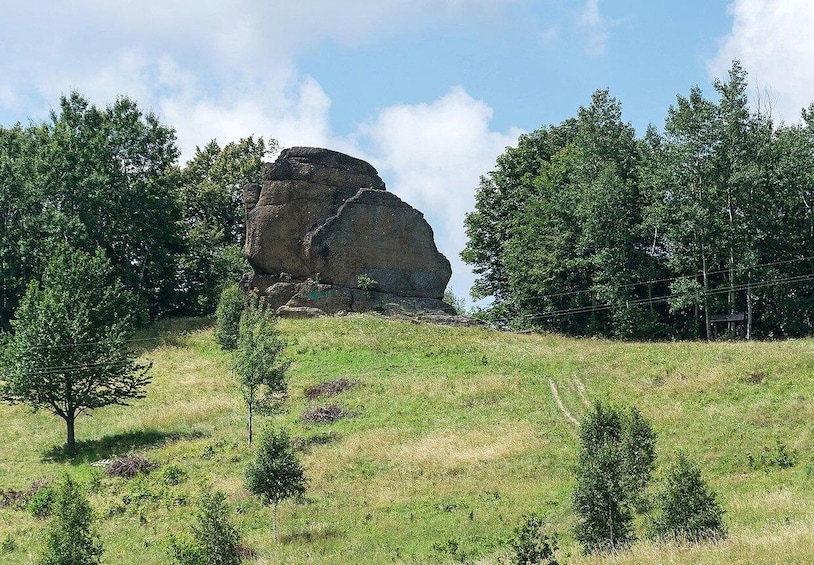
[1,315,812,564]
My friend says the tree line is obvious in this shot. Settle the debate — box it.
[0,91,275,330]
[463,61,814,339]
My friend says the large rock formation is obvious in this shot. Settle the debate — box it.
[243,147,455,317]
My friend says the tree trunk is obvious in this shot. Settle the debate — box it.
[701,247,711,341]
[248,401,253,446]
[747,269,753,340]
[273,502,279,542]
[65,414,76,455]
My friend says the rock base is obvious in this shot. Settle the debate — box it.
[241,273,458,318]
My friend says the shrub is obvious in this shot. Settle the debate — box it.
[1,534,17,553]
[650,453,726,542]
[169,491,242,565]
[356,274,378,293]
[215,284,245,350]
[27,484,55,517]
[161,464,189,486]
[509,513,558,565]
[0,480,49,510]
[443,290,468,316]
[39,475,103,565]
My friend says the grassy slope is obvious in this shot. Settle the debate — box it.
[1,315,812,564]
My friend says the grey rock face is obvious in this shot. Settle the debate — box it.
[243,147,453,314]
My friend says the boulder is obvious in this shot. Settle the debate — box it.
[244,147,454,315]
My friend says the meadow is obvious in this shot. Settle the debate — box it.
[1,315,812,564]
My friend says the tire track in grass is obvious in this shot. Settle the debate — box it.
[574,377,591,408]
[549,379,580,427]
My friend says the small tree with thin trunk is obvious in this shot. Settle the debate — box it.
[39,474,103,565]
[233,305,289,445]
[650,453,726,542]
[170,491,242,565]
[0,245,151,455]
[572,402,657,554]
[245,426,306,542]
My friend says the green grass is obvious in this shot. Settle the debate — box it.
[1,315,813,563]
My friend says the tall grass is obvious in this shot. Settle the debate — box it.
[0,315,812,563]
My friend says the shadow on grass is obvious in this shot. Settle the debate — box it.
[42,428,208,464]
[131,316,216,354]
[281,526,344,544]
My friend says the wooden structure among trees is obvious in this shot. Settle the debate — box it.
[710,313,746,339]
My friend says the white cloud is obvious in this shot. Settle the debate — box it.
[712,0,814,123]
[356,87,522,302]
[579,0,610,56]
[0,0,522,303]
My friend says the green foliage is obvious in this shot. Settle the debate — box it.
[27,484,55,518]
[747,441,797,471]
[38,475,103,565]
[40,92,182,320]
[443,290,469,316]
[650,454,726,542]
[177,137,274,315]
[0,92,276,325]
[0,245,151,454]
[161,464,189,486]
[1,534,16,553]
[508,513,558,565]
[245,426,306,541]
[462,61,814,338]
[215,284,245,350]
[572,403,656,554]
[234,305,290,444]
[356,274,379,293]
[621,406,658,511]
[169,491,242,565]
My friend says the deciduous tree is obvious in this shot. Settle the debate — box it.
[245,426,306,542]
[233,305,290,445]
[38,475,103,565]
[0,245,151,454]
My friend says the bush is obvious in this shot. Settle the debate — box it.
[170,491,242,565]
[27,484,55,517]
[39,475,103,565]
[356,274,378,293]
[215,284,245,350]
[161,464,189,486]
[509,513,558,565]
[1,534,17,553]
[650,453,726,542]
[443,290,468,316]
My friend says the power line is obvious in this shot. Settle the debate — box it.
[502,271,814,323]
[6,333,180,351]
[513,254,814,304]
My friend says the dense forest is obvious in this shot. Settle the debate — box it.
[463,61,814,339]
[0,92,275,330]
[3,61,813,341]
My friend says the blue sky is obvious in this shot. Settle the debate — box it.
[1,1,812,303]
